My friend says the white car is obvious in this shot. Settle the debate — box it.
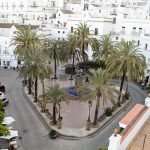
[0,92,6,99]
[0,92,9,106]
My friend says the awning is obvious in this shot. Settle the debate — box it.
[1,130,18,140]
[2,117,15,125]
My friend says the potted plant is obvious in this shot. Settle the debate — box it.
[104,107,113,116]
[49,130,58,139]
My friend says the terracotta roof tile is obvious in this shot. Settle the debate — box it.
[120,104,145,126]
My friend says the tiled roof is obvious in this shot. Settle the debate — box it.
[0,23,39,29]
[120,104,145,127]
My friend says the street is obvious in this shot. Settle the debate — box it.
[0,69,147,150]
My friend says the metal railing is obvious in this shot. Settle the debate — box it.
[121,105,148,137]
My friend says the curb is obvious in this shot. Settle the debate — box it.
[22,87,51,132]
[22,87,133,140]
[87,98,133,138]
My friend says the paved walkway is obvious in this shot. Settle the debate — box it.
[127,117,150,150]
[24,75,130,138]
[37,76,117,129]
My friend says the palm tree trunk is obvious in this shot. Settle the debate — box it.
[126,76,128,93]
[88,101,91,121]
[34,75,38,103]
[118,71,126,106]
[53,105,57,125]
[93,96,100,126]
[53,48,58,79]
[69,53,75,80]
[28,77,32,94]
[82,44,85,64]
[41,79,45,100]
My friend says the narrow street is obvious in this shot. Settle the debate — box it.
[0,69,147,150]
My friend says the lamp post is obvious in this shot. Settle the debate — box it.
[88,100,92,121]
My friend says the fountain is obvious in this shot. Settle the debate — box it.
[65,70,91,100]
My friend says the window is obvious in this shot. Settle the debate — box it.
[3,47,9,54]
[139,28,142,33]
[99,10,101,13]
[138,40,140,45]
[71,26,73,33]
[58,31,60,33]
[113,18,116,24]
[95,28,98,35]
[116,37,119,40]
[63,31,65,34]
[145,43,148,49]
[45,15,47,20]
[51,1,56,7]
[84,4,88,10]
[58,14,60,16]
[133,27,136,32]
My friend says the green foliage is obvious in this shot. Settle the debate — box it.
[0,125,9,136]
[104,107,113,116]
[0,101,4,110]
[78,60,106,70]
[49,130,58,139]
[0,111,4,123]
[123,92,130,100]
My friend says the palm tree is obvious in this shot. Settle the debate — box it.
[18,45,47,102]
[93,35,116,61]
[44,38,67,79]
[89,69,116,126]
[106,40,147,106]
[38,66,53,99]
[11,25,41,59]
[67,33,82,80]
[75,23,97,65]
[44,84,68,125]
[18,65,32,94]
[12,25,41,94]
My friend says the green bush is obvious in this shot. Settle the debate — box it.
[0,101,3,110]
[49,130,58,139]
[0,125,9,136]
[78,60,106,70]
[104,107,113,116]
[0,111,4,124]
[123,92,130,100]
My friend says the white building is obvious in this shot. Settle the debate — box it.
[0,23,39,68]
[0,0,150,72]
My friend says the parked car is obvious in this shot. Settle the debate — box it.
[0,91,6,99]
[0,85,5,93]
[0,97,9,106]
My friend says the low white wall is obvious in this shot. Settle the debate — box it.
[121,108,150,150]
[108,107,150,150]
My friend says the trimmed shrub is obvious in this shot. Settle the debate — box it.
[104,107,113,116]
